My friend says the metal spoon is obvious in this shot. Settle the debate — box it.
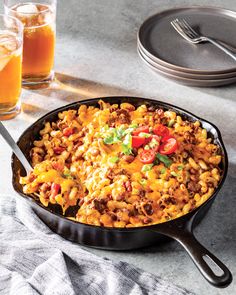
[0,121,32,174]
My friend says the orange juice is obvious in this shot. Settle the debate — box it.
[12,3,56,81]
[0,33,22,114]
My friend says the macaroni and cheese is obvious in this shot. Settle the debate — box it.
[20,100,222,227]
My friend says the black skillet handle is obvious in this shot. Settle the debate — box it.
[173,229,232,288]
[153,217,232,288]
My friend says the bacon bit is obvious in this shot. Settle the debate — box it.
[122,155,135,163]
[147,106,156,112]
[53,146,66,155]
[156,109,164,117]
[114,194,126,201]
[63,127,74,137]
[106,169,116,180]
[187,181,201,193]
[51,183,61,199]
[28,172,36,182]
[183,131,197,144]
[132,148,138,157]
[57,122,67,130]
[107,117,116,127]
[143,217,153,224]
[40,182,51,193]
[109,105,119,113]
[79,199,84,207]
[52,161,64,171]
[77,131,85,138]
[73,141,83,150]
[124,181,132,192]
[190,168,197,175]
[138,190,146,198]
[116,109,131,124]
[90,148,100,156]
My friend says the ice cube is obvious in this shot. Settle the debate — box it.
[0,56,11,71]
[43,11,54,25]
[0,34,18,52]
[0,34,18,71]
[16,4,39,15]
[0,46,11,71]
[0,45,8,55]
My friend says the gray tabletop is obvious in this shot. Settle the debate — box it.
[0,1,236,294]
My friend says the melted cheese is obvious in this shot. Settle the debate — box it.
[122,158,143,175]
[37,169,76,193]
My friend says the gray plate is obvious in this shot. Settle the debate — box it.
[138,6,236,74]
[138,48,236,87]
[138,43,236,79]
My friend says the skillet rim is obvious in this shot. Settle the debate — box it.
[11,96,228,232]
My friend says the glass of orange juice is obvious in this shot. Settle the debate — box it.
[0,14,23,120]
[4,0,56,88]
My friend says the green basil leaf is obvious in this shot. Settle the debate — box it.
[140,178,147,185]
[177,165,183,170]
[123,124,138,136]
[130,123,138,129]
[101,124,109,132]
[141,164,153,172]
[123,133,131,145]
[109,156,119,163]
[160,168,166,174]
[168,119,175,127]
[157,153,172,168]
[116,126,125,138]
[103,135,115,144]
[63,169,73,179]
[122,145,133,155]
[122,133,133,155]
[171,171,179,177]
[103,127,123,144]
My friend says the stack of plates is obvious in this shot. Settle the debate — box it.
[137,6,236,87]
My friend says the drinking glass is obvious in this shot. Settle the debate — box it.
[4,0,57,88]
[0,14,23,120]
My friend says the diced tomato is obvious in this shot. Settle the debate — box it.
[53,146,66,155]
[52,161,64,171]
[63,127,74,137]
[132,136,146,148]
[132,125,149,136]
[139,149,156,164]
[51,183,61,199]
[153,124,169,137]
[159,137,178,155]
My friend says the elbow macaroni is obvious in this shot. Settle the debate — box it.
[20,100,223,227]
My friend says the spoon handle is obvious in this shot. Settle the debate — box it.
[0,121,32,174]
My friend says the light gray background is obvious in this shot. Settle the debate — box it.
[0,1,236,294]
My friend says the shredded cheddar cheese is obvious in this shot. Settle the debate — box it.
[20,100,222,227]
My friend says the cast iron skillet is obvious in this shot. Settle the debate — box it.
[12,97,232,288]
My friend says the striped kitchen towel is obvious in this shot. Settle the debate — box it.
[0,194,194,295]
